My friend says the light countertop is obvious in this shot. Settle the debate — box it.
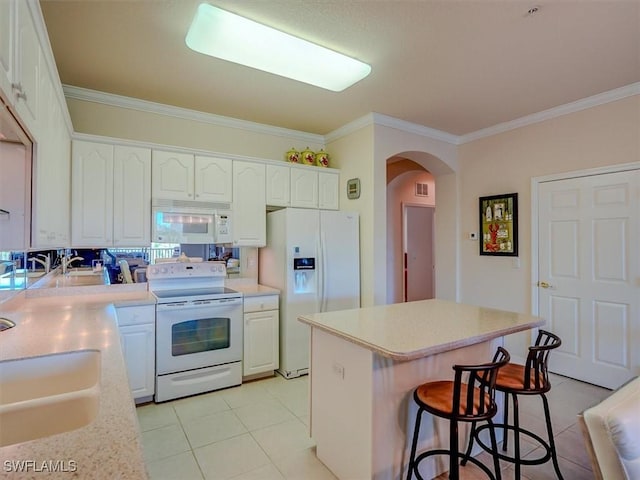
[298,299,545,361]
[0,289,154,479]
[225,281,279,297]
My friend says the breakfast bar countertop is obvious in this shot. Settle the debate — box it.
[0,290,154,479]
[298,298,545,361]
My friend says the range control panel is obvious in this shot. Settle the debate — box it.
[146,261,227,280]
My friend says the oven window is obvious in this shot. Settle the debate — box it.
[171,318,230,356]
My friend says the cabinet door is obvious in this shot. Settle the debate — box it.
[290,167,318,208]
[119,323,155,401]
[318,171,339,210]
[71,141,114,246]
[195,156,232,203]
[266,164,290,207]
[114,146,151,246]
[232,160,266,246]
[13,0,39,134]
[0,0,14,97]
[151,150,194,200]
[244,309,279,376]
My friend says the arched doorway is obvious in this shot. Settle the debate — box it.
[386,157,435,303]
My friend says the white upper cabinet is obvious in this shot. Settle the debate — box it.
[232,160,266,247]
[32,67,70,248]
[195,156,232,203]
[71,141,114,246]
[152,151,232,203]
[1,0,41,135]
[0,0,15,98]
[113,145,151,246]
[72,140,151,247]
[266,164,290,207]
[318,171,339,210]
[151,150,194,201]
[290,167,319,208]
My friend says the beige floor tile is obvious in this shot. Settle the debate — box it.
[229,463,285,480]
[137,402,179,432]
[516,449,593,480]
[147,451,204,480]
[271,447,338,480]
[194,433,271,480]
[251,418,315,458]
[554,423,593,471]
[233,397,296,431]
[142,423,191,463]
[182,410,248,448]
[173,391,230,423]
[220,380,276,409]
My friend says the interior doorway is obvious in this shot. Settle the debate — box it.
[403,203,435,301]
[386,158,435,303]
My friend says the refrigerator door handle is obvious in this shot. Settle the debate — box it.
[318,231,325,312]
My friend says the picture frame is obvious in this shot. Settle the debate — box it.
[479,193,518,256]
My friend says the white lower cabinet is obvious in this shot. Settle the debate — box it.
[243,295,279,378]
[116,305,155,403]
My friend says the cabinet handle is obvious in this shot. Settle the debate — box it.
[16,92,27,101]
[11,83,23,92]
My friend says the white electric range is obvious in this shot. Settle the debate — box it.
[147,261,243,402]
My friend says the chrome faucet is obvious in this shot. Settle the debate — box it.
[28,253,51,273]
[62,256,84,275]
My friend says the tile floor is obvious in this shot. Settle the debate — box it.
[137,372,610,480]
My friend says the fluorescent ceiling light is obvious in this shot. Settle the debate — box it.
[185,3,371,92]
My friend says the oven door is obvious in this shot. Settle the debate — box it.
[156,297,243,375]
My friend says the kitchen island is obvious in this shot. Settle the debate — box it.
[298,299,544,480]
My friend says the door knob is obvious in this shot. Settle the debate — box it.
[537,281,552,289]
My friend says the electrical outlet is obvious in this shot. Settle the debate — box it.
[332,362,345,379]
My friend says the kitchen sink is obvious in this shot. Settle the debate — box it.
[66,268,101,277]
[0,350,101,447]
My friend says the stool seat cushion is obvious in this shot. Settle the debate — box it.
[495,363,543,391]
[416,381,491,417]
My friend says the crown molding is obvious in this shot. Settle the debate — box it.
[458,82,640,144]
[324,112,459,145]
[64,82,639,149]
[62,85,324,145]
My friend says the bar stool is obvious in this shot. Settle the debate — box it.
[463,330,563,479]
[406,347,510,480]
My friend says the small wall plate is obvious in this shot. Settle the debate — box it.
[347,178,360,199]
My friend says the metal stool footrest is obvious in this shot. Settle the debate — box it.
[411,449,498,480]
[472,423,552,466]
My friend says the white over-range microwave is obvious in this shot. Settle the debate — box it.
[152,199,233,244]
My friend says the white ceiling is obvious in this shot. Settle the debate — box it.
[40,0,640,136]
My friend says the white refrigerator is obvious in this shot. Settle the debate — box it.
[259,208,360,378]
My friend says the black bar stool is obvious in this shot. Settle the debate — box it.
[463,330,563,479]
[406,347,510,480]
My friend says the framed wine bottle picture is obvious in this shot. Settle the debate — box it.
[479,193,518,256]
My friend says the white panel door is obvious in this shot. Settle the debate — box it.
[71,141,114,246]
[119,323,155,400]
[538,169,639,389]
[266,164,290,207]
[0,0,14,98]
[151,150,194,200]
[113,145,151,246]
[290,168,318,208]
[232,160,266,246]
[243,310,279,376]
[195,156,232,203]
[318,171,339,210]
